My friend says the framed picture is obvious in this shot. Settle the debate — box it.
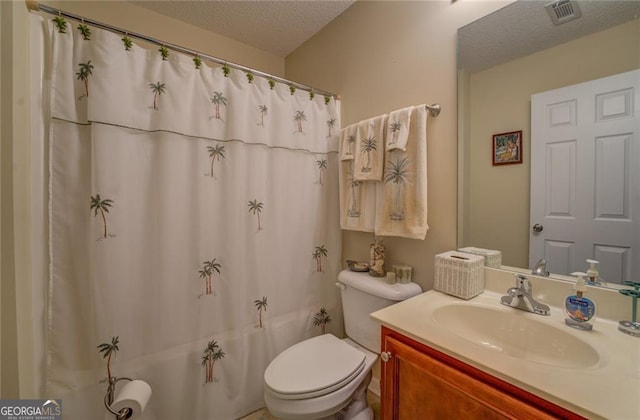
[492,130,523,165]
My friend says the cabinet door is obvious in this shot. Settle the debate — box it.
[380,327,582,420]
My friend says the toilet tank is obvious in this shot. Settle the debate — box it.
[337,270,422,353]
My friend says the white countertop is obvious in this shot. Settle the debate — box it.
[371,289,640,420]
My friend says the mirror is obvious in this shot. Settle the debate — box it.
[457,0,640,288]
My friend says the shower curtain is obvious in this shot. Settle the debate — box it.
[32,14,341,419]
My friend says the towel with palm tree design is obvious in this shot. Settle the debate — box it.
[353,115,387,181]
[339,123,358,161]
[375,105,429,239]
[339,160,376,232]
[386,106,413,151]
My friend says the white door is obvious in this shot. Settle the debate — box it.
[530,69,640,284]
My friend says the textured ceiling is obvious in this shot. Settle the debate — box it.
[458,0,640,73]
[129,0,639,70]
[130,0,355,58]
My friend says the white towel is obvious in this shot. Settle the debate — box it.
[386,106,412,151]
[353,115,387,181]
[339,159,376,232]
[339,123,358,161]
[375,105,428,239]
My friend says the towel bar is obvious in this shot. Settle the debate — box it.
[425,104,441,117]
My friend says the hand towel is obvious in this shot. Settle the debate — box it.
[375,105,428,239]
[353,115,387,181]
[340,123,358,161]
[386,106,412,151]
[339,159,376,232]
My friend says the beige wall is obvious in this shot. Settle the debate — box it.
[286,0,508,293]
[1,0,32,398]
[462,19,640,268]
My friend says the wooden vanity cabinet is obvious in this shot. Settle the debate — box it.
[380,326,585,420]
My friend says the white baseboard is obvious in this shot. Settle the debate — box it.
[368,376,380,397]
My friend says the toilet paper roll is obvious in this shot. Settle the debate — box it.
[107,380,152,420]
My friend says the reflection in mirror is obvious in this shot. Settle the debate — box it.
[457,0,640,289]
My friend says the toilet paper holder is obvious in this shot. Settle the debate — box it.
[104,376,134,420]
[99,337,151,419]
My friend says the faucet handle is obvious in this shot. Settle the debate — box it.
[514,274,532,291]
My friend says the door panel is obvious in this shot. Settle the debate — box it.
[530,69,639,284]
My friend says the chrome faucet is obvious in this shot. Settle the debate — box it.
[531,258,549,277]
[500,274,550,316]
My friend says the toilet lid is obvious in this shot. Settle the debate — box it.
[264,334,366,400]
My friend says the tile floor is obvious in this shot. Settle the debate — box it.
[240,391,381,420]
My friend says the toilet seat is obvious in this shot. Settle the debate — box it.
[264,334,366,400]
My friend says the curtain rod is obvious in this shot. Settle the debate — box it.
[25,0,341,100]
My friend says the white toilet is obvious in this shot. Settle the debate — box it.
[264,269,422,419]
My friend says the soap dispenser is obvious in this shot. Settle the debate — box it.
[564,272,596,331]
[586,259,601,285]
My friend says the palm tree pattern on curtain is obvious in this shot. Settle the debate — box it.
[149,81,166,111]
[45,19,340,418]
[76,61,93,99]
[97,336,120,382]
[316,158,327,185]
[248,199,264,232]
[210,91,227,120]
[258,105,268,127]
[384,155,411,221]
[313,245,328,273]
[254,297,268,328]
[326,118,336,137]
[313,308,331,334]
[207,144,226,178]
[294,110,306,133]
[199,259,222,296]
[90,194,114,239]
[202,340,225,384]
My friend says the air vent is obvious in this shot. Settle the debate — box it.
[545,0,582,25]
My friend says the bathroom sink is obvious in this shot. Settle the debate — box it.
[372,286,639,419]
[432,304,600,369]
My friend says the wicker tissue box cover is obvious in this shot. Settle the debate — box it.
[457,246,502,269]
[434,251,485,299]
